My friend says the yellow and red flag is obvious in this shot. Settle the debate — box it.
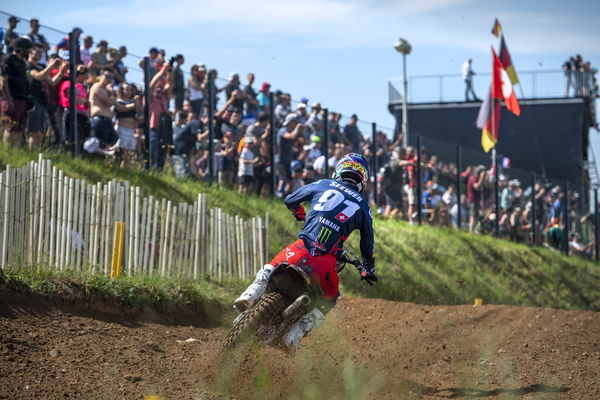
[477,88,501,152]
[499,35,519,85]
[476,46,521,152]
[492,47,520,116]
[491,18,502,37]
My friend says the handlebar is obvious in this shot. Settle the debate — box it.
[336,248,366,272]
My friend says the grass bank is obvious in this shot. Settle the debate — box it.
[1,146,599,311]
[1,267,243,316]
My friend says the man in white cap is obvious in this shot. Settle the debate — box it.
[238,136,258,194]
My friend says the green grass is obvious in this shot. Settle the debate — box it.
[1,145,599,311]
[342,219,600,310]
[1,266,244,312]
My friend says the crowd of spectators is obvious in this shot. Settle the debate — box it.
[376,151,596,258]
[0,16,596,259]
[562,54,598,98]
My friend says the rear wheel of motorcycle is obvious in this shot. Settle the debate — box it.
[219,292,288,353]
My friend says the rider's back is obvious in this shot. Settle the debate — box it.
[284,179,373,257]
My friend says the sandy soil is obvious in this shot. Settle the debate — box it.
[1,289,598,399]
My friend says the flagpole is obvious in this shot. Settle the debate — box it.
[493,148,500,237]
[490,45,500,238]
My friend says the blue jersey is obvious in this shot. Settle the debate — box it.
[284,179,375,268]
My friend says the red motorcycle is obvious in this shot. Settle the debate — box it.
[219,249,367,352]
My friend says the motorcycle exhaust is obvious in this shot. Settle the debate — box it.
[282,294,311,320]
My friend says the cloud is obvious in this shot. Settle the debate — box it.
[49,0,600,55]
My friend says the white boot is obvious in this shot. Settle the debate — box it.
[283,308,324,349]
[233,264,275,312]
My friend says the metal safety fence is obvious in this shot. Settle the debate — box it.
[373,133,599,261]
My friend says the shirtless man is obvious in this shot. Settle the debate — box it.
[88,69,135,151]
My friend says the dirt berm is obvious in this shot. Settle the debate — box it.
[1,288,598,399]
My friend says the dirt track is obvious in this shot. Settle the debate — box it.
[1,289,599,400]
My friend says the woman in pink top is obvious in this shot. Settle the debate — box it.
[59,65,91,148]
[59,65,90,115]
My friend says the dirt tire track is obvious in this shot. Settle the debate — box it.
[1,290,598,399]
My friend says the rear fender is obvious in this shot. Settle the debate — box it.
[266,262,318,301]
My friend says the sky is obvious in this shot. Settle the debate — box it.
[1,0,599,146]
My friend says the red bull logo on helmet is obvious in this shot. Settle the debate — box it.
[336,160,368,182]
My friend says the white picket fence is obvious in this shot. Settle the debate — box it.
[0,154,268,280]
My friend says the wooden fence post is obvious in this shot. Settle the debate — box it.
[0,161,270,280]
[1,166,9,268]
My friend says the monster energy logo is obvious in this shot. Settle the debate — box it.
[316,226,333,243]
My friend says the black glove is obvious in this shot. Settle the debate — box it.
[291,205,306,222]
[360,266,378,286]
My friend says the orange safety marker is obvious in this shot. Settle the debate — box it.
[474,298,483,306]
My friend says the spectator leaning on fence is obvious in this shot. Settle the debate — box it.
[3,37,32,146]
[402,146,418,225]
[562,56,575,97]
[4,16,20,53]
[88,69,121,154]
[294,102,308,125]
[343,114,364,152]
[238,136,258,194]
[148,61,173,169]
[224,72,244,111]
[380,156,405,219]
[79,35,93,67]
[218,131,237,187]
[172,110,203,179]
[137,47,158,78]
[466,165,486,232]
[256,82,270,114]
[214,90,241,140]
[244,72,259,122]
[54,27,82,63]
[306,102,324,138]
[58,65,91,147]
[109,46,128,83]
[245,110,269,142]
[172,54,185,112]
[25,18,50,66]
[115,82,142,167]
[89,40,113,77]
[273,93,290,128]
[275,113,303,197]
[26,44,66,149]
[206,68,222,109]
[461,58,480,102]
[187,63,206,118]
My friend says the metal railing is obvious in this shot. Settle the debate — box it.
[389,70,571,103]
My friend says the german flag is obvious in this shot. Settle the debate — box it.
[491,18,502,38]
[477,88,501,152]
[499,35,519,85]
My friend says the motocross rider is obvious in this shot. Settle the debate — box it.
[233,152,377,349]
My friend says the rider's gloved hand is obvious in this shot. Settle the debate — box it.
[291,205,306,222]
[360,266,378,286]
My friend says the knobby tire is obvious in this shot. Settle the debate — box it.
[219,292,288,353]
